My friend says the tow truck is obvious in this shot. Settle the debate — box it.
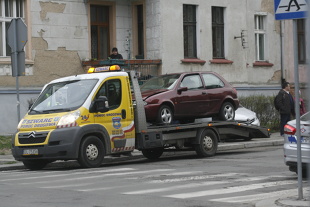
[11,65,270,170]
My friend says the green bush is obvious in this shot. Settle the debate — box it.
[239,95,280,132]
[0,135,12,152]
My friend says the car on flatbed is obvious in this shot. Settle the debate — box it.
[140,72,239,124]
[235,105,260,126]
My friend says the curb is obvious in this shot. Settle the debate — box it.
[218,137,283,151]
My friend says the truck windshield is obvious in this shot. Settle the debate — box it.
[140,74,180,92]
[30,79,98,114]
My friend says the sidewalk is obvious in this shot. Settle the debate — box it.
[0,133,309,206]
[256,196,310,207]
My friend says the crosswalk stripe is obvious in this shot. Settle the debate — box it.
[0,168,135,182]
[148,172,243,183]
[209,188,302,203]
[123,175,292,195]
[40,183,94,189]
[20,169,174,185]
[123,181,227,195]
[126,171,204,179]
[165,180,296,199]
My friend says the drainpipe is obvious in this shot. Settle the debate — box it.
[280,20,285,84]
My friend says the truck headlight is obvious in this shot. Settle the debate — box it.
[57,110,80,128]
[17,119,24,129]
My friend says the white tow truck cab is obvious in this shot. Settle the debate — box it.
[12,65,270,170]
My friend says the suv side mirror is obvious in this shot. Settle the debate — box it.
[90,96,109,113]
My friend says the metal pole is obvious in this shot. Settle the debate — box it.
[292,19,303,200]
[11,19,21,122]
[280,21,285,82]
[306,1,310,188]
[16,75,20,122]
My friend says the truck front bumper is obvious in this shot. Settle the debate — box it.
[12,127,82,161]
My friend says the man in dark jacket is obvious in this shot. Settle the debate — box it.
[276,81,295,136]
[108,47,123,59]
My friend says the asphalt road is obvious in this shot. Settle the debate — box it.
[0,137,309,207]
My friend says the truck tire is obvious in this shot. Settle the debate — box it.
[157,105,173,124]
[142,148,164,160]
[219,102,235,121]
[23,160,50,170]
[195,129,218,157]
[78,136,105,168]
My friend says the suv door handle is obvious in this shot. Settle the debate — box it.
[202,91,207,95]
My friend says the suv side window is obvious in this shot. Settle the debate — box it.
[202,74,224,89]
[180,75,203,90]
[97,79,122,109]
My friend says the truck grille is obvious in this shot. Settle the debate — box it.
[18,131,49,144]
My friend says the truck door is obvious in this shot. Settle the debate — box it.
[94,77,135,153]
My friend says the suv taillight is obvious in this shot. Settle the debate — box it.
[284,124,296,135]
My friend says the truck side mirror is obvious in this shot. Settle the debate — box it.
[90,96,109,113]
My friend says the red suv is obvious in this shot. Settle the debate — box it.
[140,72,239,124]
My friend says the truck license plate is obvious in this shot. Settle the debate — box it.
[23,149,39,155]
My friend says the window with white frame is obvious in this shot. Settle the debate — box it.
[0,0,25,57]
[254,15,266,61]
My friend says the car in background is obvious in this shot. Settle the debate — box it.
[283,112,310,177]
[235,105,260,126]
[140,72,239,124]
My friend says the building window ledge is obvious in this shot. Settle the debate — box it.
[209,59,233,64]
[253,61,274,67]
[181,58,206,65]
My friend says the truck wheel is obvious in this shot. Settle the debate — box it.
[78,136,104,168]
[142,148,164,160]
[219,102,235,121]
[195,129,218,157]
[157,105,173,124]
[23,160,50,170]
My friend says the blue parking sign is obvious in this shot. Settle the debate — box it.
[275,0,308,20]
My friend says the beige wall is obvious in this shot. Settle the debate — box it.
[158,0,282,86]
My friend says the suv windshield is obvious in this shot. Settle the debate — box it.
[140,74,180,92]
[30,79,98,114]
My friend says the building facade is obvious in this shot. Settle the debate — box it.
[0,0,286,134]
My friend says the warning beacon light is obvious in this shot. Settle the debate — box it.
[87,65,121,73]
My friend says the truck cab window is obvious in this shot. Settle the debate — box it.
[97,79,121,109]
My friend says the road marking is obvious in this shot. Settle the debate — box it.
[126,171,204,179]
[123,181,227,195]
[40,183,94,189]
[148,172,243,183]
[123,175,291,195]
[20,169,174,185]
[165,180,297,199]
[0,168,135,182]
